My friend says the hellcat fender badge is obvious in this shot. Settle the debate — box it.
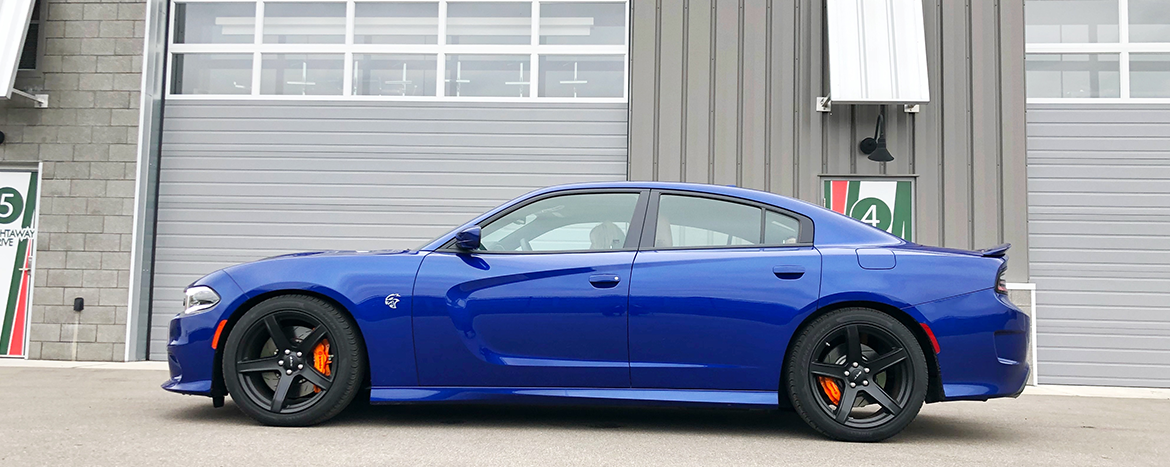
[385,293,401,309]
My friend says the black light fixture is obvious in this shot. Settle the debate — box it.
[859,106,894,162]
[0,130,6,145]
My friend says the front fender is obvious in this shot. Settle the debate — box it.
[223,252,427,387]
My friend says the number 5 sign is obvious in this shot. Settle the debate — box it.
[0,171,38,358]
[821,177,914,242]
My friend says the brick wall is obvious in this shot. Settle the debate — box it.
[0,0,145,361]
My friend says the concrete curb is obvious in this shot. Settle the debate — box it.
[0,358,168,371]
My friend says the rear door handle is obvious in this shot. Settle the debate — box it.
[773,265,805,279]
[589,274,622,288]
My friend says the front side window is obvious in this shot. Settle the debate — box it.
[478,193,639,252]
[654,195,762,248]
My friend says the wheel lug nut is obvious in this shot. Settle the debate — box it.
[296,352,302,357]
[863,380,869,386]
[278,360,283,366]
[298,364,303,370]
[850,383,856,388]
[845,371,850,376]
[284,349,290,355]
[852,362,859,367]
[864,368,870,373]
[286,369,292,375]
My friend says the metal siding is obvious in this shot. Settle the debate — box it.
[1027,104,1170,388]
[149,100,628,358]
[628,0,1030,277]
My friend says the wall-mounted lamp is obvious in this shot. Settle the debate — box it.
[0,130,6,144]
[859,107,894,163]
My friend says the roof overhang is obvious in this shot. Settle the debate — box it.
[826,0,931,106]
[1,0,36,99]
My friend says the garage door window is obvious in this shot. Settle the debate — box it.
[1026,0,1170,101]
[166,0,628,101]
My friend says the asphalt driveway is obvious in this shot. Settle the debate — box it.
[0,365,1165,466]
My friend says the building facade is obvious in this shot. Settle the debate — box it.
[0,0,1165,389]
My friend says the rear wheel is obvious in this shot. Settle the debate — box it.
[222,295,365,426]
[785,308,928,442]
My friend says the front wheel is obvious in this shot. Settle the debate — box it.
[785,308,929,442]
[222,295,365,426]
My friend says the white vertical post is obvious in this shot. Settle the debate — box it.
[252,1,264,95]
[344,0,355,96]
[1119,0,1131,98]
[436,0,447,97]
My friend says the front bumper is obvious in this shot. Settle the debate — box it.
[912,288,1031,401]
[161,270,248,397]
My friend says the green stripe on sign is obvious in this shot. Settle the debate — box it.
[823,180,832,208]
[845,181,860,217]
[0,175,37,353]
[892,180,913,241]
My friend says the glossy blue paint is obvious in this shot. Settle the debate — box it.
[370,387,778,407]
[412,251,633,387]
[628,247,821,390]
[163,182,1028,410]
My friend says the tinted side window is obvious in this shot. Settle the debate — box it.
[479,193,639,252]
[655,195,762,248]
[765,210,802,245]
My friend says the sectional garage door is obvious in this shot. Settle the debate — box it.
[1027,104,1170,388]
[148,100,628,359]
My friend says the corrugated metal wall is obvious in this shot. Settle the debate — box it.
[149,100,627,357]
[627,0,1030,278]
[1027,104,1170,388]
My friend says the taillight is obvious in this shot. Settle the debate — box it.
[995,262,1008,295]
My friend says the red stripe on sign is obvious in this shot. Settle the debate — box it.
[831,180,848,214]
[7,248,30,356]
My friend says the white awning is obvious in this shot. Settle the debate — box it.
[1,0,36,99]
[826,0,930,105]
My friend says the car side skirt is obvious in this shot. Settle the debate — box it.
[370,387,779,408]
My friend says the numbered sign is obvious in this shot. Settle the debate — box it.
[0,171,37,358]
[822,178,914,241]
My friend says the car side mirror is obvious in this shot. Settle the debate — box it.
[455,226,481,250]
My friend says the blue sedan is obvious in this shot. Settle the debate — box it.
[163,182,1029,442]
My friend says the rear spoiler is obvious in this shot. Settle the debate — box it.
[978,243,1011,258]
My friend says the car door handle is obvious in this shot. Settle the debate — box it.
[589,274,622,288]
[773,265,805,279]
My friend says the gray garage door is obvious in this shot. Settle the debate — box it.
[1027,104,1170,388]
[148,100,628,359]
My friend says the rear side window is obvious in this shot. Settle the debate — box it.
[654,195,762,248]
[765,210,801,245]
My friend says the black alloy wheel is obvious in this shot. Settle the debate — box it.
[785,308,928,442]
[222,295,365,426]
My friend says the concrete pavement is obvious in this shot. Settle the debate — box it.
[0,365,1165,466]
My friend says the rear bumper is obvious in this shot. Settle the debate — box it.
[910,288,1031,401]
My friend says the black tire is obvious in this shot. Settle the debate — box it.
[222,295,365,426]
[785,308,928,442]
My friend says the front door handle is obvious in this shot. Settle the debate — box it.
[773,265,805,279]
[589,274,622,288]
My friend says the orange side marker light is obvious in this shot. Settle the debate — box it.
[211,320,227,350]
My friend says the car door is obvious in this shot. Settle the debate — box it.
[628,191,821,391]
[412,190,648,388]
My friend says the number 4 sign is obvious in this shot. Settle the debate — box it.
[0,171,38,358]
[822,177,914,242]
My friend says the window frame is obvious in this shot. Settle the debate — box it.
[438,188,650,254]
[164,0,630,102]
[637,190,815,252]
[1026,0,1170,102]
[16,0,45,73]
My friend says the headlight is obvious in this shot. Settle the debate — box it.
[183,286,220,315]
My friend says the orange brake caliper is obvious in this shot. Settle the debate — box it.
[312,339,332,393]
[817,376,842,405]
